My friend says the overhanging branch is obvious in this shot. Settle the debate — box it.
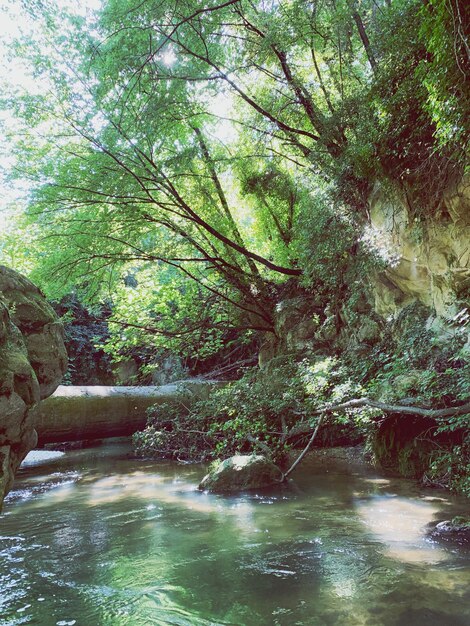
[288,398,470,438]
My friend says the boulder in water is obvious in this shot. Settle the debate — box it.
[431,517,470,543]
[199,454,283,493]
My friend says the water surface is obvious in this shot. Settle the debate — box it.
[1,441,469,625]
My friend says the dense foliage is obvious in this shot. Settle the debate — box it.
[2,0,468,329]
[135,303,469,493]
[53,294,114,385]
[134,356,374,463]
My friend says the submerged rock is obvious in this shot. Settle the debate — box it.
[431,517,470,543]
[199,454,283,493]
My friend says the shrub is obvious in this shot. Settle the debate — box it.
[133,356,377,463]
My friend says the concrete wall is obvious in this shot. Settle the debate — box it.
[33,381,218,445]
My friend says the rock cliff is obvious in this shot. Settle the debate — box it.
[0,266,67,509]
[369,176,470,322]
[260,176,470,363]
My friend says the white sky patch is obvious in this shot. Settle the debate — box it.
[160,47,177,67]
[207,90,237,144]
[0,0,102,233]
[47,0,103,18]
[0,2,38,96]
[0,0,237,234]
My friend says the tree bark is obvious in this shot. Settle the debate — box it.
[347,0,378,73]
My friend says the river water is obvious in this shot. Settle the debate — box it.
[1,440,469,626]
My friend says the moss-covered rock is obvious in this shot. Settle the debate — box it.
[0,266,67,510]
[0,266,67,399]
[199,454,283,493]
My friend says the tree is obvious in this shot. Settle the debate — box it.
[2,0,467,351]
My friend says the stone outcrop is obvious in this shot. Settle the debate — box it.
[369,176,470,321]
[259,297,324,366]
[430,517,470,544]
[199,454,283,493]
[259,176,469,366]
[258,294,382,365]
[0,266,67,509]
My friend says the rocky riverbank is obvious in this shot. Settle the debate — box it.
[0,266,67,509]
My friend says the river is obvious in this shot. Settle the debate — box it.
[1,440,469,625]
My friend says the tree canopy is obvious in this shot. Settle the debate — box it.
[1,0,468,357]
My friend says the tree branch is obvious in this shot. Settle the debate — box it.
[288,399,470,437]
[282,412,326,480]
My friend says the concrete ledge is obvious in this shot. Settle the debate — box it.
[33,381,218,445]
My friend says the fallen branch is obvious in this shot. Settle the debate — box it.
[287,399,470,438]
[198,356,258,380]
[276,398,470,480]
[246,434,273,456]
[282,413,325,481]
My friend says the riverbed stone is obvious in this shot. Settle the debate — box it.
[431,517,470,543]
[199,454,283,493]
[0,266,67,510]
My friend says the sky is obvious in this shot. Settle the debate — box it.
[0,0,102,232]
[0,0,235,235]
[0,1,35,231]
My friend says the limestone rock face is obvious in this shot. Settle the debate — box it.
[0,266,67,509]
[259,297,321,366]
[274,298,321,351]
[199,454,283,493]
[368,176,470,320]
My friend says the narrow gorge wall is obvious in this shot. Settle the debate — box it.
[0,266,67,509]
[259,176,470,364]
[369,176,470,326]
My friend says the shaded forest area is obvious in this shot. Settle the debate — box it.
[1,0,469,492]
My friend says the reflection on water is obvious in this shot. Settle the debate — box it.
[356,496,448,563]
[0,441,469,626]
